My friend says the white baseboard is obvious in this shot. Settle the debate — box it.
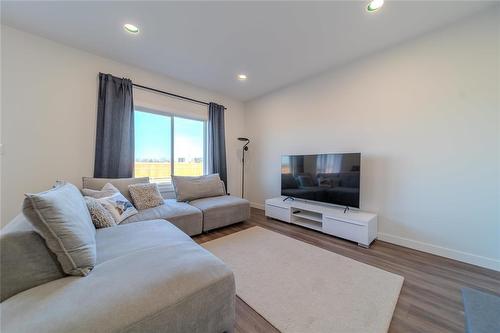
[250,203,499,272]
[378,232,500,272]
[250,202,265,210]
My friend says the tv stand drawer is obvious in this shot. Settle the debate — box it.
[266,204,291,222]
[323,217,366,244]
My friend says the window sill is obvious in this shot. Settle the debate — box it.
[153,182,174,193]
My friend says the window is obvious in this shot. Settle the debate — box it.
[134,109,206,184]
[173,116,205,177]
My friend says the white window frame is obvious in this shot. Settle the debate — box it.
[134,106,207,192]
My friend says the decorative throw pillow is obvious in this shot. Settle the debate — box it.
[23,182,96,276]
[84,197,117,228]
[128,183,164,210]
[98,192,138,224]
[82,177,149,202]
[84,183,138,223]
[82,182,119,198]
[172,174,226,202]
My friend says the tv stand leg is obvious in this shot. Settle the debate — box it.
[358,243,370,249]
[283,196,295,202]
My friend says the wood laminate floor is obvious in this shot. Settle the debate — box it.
[193,208,500,333]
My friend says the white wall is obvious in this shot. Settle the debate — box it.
[2,9,499,270]
[244,10,500,270]
[1,26,245,226]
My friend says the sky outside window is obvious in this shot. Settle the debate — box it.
[174,116,204,176]
[135,110,171,162]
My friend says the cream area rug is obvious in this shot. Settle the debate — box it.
[202,227,404,333]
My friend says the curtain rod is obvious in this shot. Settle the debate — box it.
[132,83,226,110]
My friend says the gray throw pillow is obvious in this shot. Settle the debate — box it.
[172,174,226,202]
[23,182,97,276]
[0,214,65,301]
[128,183,164,210]
[84,197,117,228]
[82,182,118,198]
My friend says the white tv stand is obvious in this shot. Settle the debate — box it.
[265,197,377,247]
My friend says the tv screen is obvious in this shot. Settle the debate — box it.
[281,153,361,208]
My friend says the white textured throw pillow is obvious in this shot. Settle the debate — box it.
[128,183,164,210]
[84,196,117,228]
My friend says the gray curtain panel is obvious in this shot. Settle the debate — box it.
[207,102,228,188]
[94,73,135,178]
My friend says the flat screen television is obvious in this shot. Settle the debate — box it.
[281,153,361,208]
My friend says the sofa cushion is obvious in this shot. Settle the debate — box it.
[95,220,190,264]
[0,214,65,302]
[0,220,235,333]
[82,177,149,202]
[122,199,203,236]
[23,182,96,276]
[172,174,225,202]
[128,183,164,210]
[189,195,250,232]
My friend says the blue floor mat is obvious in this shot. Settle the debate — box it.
[462,288,500,333]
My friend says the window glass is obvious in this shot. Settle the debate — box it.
[173,117,205,177]
[134,110,172,183]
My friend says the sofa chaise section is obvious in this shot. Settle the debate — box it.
[1,218,235,333]
[122,199,203,236]
[190,195,251,232]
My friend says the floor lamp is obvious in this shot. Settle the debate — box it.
[237,137,250,198]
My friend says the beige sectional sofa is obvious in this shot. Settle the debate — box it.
[82,176,251,234]
[1,176,251,333]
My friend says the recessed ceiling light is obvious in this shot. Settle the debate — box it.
[124,23,139,34]
[367,0,384,12]
[237,74,248,81]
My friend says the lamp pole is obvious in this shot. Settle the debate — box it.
[237,138,250,198]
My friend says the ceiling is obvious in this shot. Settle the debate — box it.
[1,1,495,101]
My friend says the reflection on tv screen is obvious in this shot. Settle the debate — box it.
[281,153,360,208]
